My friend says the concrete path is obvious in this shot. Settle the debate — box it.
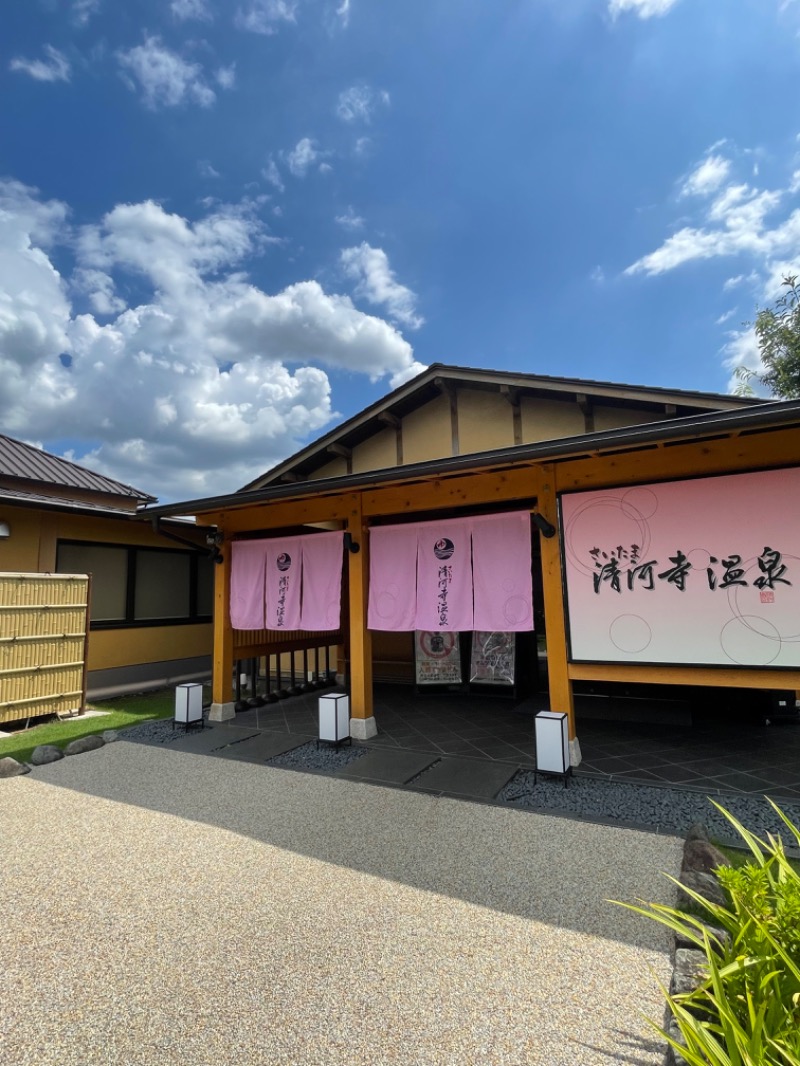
[2,740,681,1066]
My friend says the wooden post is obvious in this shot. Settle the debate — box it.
[210,535,235,720]
[537,465,579,764]
[346,494,375,737]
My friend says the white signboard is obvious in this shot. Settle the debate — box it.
[470,632,515,685]
[414,631,463,684]
[561,468,800,668]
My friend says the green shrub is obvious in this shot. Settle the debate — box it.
[616,800,800,1065]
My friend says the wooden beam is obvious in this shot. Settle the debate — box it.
[500,385,523,445]
[362,466,543,517]
[205,495,355,534]
[576,393,595,434]
[211,547,234,711]
[568,661,800,691]
[327,443,352,459]
[556,427,800,493]
[435,378,460,455]
[347,495,373,720]
[379,411,403,465]
[536,464,576,743]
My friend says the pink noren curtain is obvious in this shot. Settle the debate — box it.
[301,532,344,631]
[368,525,418,631]
[264,537,302,630]
[415,517,474,631]
[230,540,268,630]
[472,512,533,631]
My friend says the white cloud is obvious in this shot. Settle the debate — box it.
[72,0,101,25]
[235,0,297,34]
[118,36,216,110]
[336,84,389,123]
[198,160,221,179]
[335,206,365,231]
[609,0,681,17]
[681,154,731,198]
[215,64,236,89]
[286,137,325,177]
[0,181,422,500]
[625,168,784,278]
[9,45,71,83]
[715,309,736,325]
[171,0,213,20]
[262,157,285,192]
[336,0,350,27]
[341,243,424,330]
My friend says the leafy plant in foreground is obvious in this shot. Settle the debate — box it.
[615,800,800,1065]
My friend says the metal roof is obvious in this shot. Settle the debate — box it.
[241,362,759,491]
[0,434,155,501]
[141,396,800,520]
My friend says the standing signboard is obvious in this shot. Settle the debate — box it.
[414,630,463,685]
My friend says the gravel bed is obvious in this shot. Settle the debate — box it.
[500,770,800,847]
[118,714,210,745]
[267,739,369,772]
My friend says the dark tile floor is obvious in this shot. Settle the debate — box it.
[225,683,800,800]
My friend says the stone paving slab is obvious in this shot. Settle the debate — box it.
[411,755,519,799]
[336,747,439,784]
[212,730,307,763]
[160,725,260,754]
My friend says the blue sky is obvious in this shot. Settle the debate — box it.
[1,0,799,501]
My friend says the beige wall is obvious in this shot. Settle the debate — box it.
[593,405,666,431]
[0,505,212,675]
[457,389,514,453]
[402,393,452,465]
[352,427,397,473]
[89,623,212,672]
[520,397,586,441]
[312,457,349,479]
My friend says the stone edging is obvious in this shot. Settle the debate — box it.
[664,822,732,1065]
[0,730,121,777]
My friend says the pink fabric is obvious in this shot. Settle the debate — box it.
[229,540,268,630]
[264,536,302,630]
[472,512,533,631]
[415,517,474,631]
[300,532,344,631]
[368,525,418,630]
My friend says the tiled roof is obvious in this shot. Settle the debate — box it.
[0,485,140,516]
[0,434,155,502]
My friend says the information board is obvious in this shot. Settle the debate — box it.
[414,630,463,684]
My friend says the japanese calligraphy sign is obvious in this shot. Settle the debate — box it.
[560,468,800,667]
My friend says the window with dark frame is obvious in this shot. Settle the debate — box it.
[56,540,213,629]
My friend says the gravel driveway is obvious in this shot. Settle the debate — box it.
[1,741,680,1066]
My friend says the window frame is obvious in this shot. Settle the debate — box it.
[56,539,213,630]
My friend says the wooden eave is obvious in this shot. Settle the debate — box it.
[242,363,758,490]
[141,398,799,523]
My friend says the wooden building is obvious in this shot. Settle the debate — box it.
[141,365,800,763]
[0,434,213,703]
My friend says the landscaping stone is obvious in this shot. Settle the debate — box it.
[665,1016,688,1066]
[670,948,708,996]
[675,922,729,952]
[676,870,727,909]
[681,838,731,877]
[64,734,105,756]
[0,756,30,777]
[685,822,710,844]
[30,745,64,766]
[102,730,119,743]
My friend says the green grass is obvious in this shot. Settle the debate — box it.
[0,686,209,764]
[716,840,800,877]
